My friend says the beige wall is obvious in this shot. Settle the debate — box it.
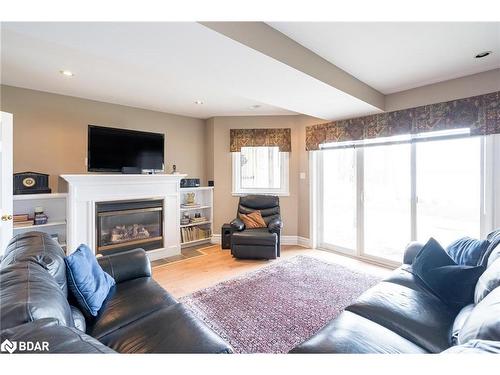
[385,69,500,111]
[205,117,215,183]
[206,114,322,239]
[208,115,303,236]
[0,85,207,192]
[295,115,323,238]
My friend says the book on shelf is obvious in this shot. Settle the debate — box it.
[189,216,208,224]
[180,226,212,243]
[14,214,30,222]
[181,203,201,208]
[14,220,35,228]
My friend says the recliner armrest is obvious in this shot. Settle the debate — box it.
[230,218,245,231]
[97,248,151,283]
[268,217,283,233]
[403,241,425,265]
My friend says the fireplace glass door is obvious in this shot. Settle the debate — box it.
[96,199,163,255]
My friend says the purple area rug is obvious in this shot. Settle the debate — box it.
[180,255,380,353]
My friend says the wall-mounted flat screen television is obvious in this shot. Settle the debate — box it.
[88,125,165,172]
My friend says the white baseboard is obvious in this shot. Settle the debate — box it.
[211,234,221,244]
[282,236,312,248]
[281,235,298,245]
[297,236,312,248]
[211,233,311,248]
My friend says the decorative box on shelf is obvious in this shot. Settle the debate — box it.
[13,172,51,195]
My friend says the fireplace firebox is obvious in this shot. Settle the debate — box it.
[95,199,164,255]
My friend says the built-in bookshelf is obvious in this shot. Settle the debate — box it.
[13,193,67,251]
[179,187,213,247]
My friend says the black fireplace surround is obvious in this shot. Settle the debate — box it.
[95,199,163,255]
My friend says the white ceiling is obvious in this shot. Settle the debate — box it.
[2,22,498,121]
[0,22,379,120]
[269,22,500,94]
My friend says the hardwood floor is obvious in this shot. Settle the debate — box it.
[152,244,392,299]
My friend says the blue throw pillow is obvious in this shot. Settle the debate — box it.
[446,237,490,266]
[65,244,115,317]
[412,238,485,309]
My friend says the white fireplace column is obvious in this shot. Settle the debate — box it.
[61,174,186,260]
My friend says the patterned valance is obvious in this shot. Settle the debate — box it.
[306,91,500,151]
[230,128,291,152]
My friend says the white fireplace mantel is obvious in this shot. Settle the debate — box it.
[61,174,187,260]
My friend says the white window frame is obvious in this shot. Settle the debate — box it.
[313,134,498,267]
[232,149,290,196]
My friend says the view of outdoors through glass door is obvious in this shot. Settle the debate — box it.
[416,137,481,246]
[363,144,411,262]
[317,133,482,264]
[320,148,357,252]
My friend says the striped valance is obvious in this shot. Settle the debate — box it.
[306,91,500,151]
[230,128,291,152]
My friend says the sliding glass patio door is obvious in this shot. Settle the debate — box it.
[315,132,488,265]
[416,136,481,246]
[317,148,357,254]
[363,143,411,262]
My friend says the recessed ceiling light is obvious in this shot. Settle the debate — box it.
[249,105,261,110]
[194,100,204,105]
[60,70,74,77]
[475,51,492,59]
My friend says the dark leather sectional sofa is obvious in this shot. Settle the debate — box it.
[2,230,499,354]
[0,232,233,353]
[291,230,500,354]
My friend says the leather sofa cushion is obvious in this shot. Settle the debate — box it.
[86,277,177,339]
[290,311,428,354]
[403,241,425,265]
[0,262,74,330]
[97,248,152,283]
[458,286,500,344]
[346,281,456,353]
[2,231,68,295]
[382,265,432,293]
[98,303,233,353]
[481,229,500,266]
[70,305,87,332]
[445,237,490,266]
[475,258,500,304]
[232,228,277,246]
[442,339,500,354]
[0,318,115,353]
[451,304,475,345]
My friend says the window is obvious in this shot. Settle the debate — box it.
[232,146,289,195]
[315,132,494,265]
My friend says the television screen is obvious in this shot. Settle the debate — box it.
[88,125,164,172]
